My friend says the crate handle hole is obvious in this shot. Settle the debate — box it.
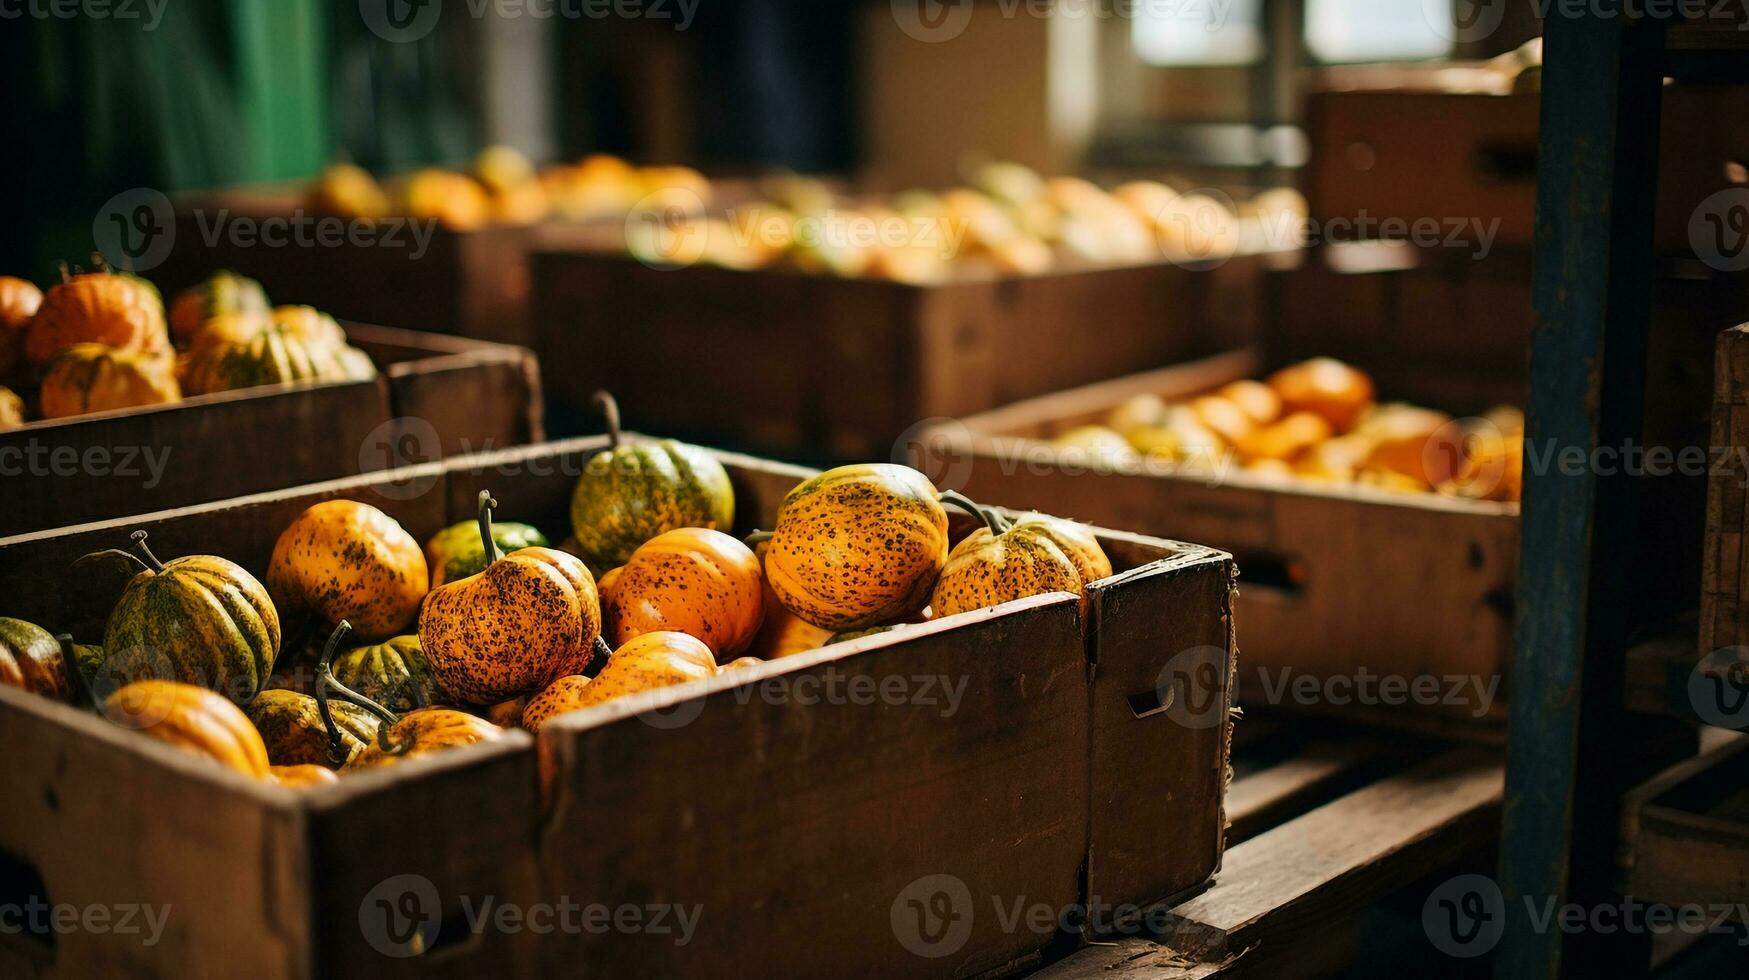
[1232,550,1306,597]
[0,850,55,951]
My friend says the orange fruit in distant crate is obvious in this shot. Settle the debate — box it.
[1266,359,1375,432]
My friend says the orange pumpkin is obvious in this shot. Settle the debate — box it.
[39,343,180,419]
[602,528,764,659]
[522,632,718,731]
[0,275,42,379]
[101,680,271,778]
[0,386,24,429]
[931,508,1113,618]
[270,764,340,789]
[268,500,429,641]
[1266,358,1375,433]
[25,270,168,367]
[419,492,603,703]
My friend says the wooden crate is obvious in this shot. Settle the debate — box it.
[528,248,1272,460]
[156,191,538,346]
[912,350,1519,727]
[0,436,1236,978]
[1622,733,1749,916]
[0,322,542,537]
[1703,324,1749,653]
[1305,80,1749,256]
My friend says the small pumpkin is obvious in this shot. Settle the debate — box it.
[1266,358,1375,433]
[315,621,508,770]
[94,531,280,704]
[102,680,271,779]
[169,270,270,345]
[761,464,958,632]
[569,391,735,568]
[425,519,550,589]
[328,635,451,713]
[308,162,392,221]
[522,632,718,732]
[25,268,169,367]
[248,688,378,767]
[0,618,76,702]
[268,500,428,642]
[930,508,1114,618]
[420,492,603,704]
[39,343,180,419]
[0,386,23,428]
[602,528,764,659]
[271,764,340,789]
[0,275,42,379]
[179,319,362,396]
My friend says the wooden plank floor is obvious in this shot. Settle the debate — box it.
[1030,727,1506,980]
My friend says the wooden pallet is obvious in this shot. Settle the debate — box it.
[1024,721,1506,980]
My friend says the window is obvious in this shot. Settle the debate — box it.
[1304,0,1455,63]
[1131,0,1264,67]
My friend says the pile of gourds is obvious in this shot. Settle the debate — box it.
[0,265,373,429]
[1,393,1112,787]
[308,147,712,230]
[1049,357,1525,502]
[621,161,1306,283]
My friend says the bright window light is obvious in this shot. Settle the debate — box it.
[1132,0,1264,67]
[1305,0,1456,63]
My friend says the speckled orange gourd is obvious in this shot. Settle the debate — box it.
[267,501,429,641]
[25,272,168,367]
[931,512,1114,618]
[602,528,764,659]
[419,547,602,704]
[764,464,949,632]
[528,632,717,722]
[270,764,340,789]
[344,708,505,770]
[102,680,271,779]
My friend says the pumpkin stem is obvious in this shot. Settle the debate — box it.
[593,390,623,450]
[938,490,1010,535]
[56,261,72,284]
[128,530,167,572]
[743,530,775,549]
[315,621,409,762]
[477,490,502,566]
[73,547,151,576]
[91,252,112,274]
[56,634,96,708]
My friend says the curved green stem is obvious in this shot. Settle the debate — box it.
[939,490,1010,535]
[56,634,94,708]
[593,390,623,450]
[73,547,150,576]
[743,530,775,549]
[476,491,502,566]
[128,530,166,572]
[315,621,407,762]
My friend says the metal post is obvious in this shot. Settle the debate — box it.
[1496,10,1668,979]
